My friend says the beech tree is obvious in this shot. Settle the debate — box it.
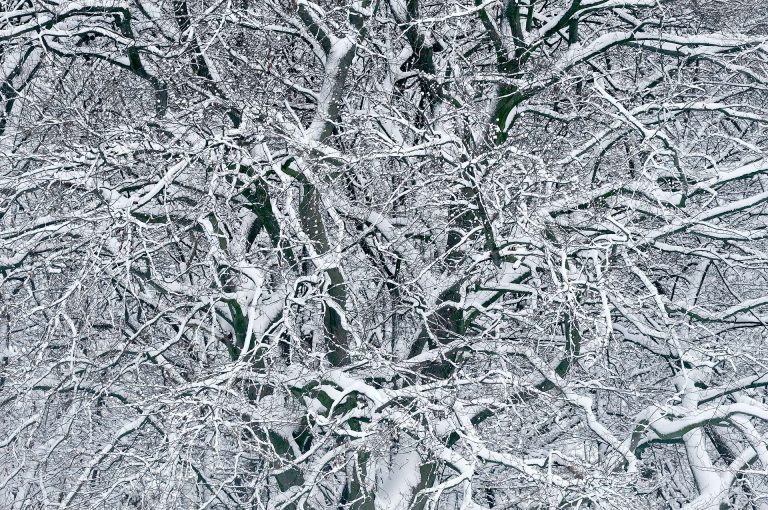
[2,0,768,508]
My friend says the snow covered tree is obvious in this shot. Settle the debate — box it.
[2,0,768,508]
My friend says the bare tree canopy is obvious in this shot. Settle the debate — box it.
[2,0,768,508]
